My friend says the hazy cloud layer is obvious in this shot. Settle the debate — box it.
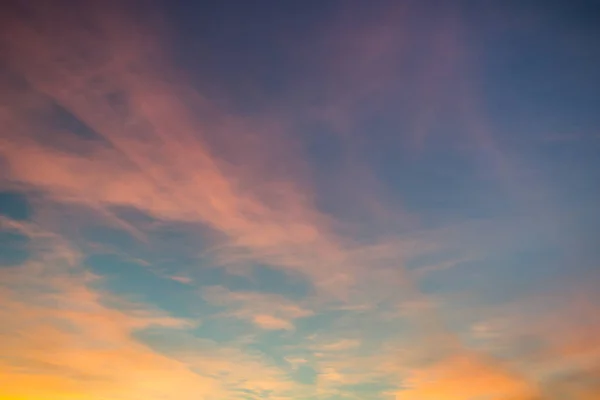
[1,1,599,399]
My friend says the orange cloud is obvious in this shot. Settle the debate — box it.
[0,221,308,399]
[3,4,593,399]
[252,314,294,331]
[520,286,600,400]
[452,278,600,400]
[395,353,539,400]
[0,229,221,399]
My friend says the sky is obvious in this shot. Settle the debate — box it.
[0,1,599,399]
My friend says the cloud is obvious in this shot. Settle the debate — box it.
[436,279,600,400]
[315,339,361,352]
[252,314,294,331]
[170,275,192,284]
[0,0,360,297]
[0,223,222,399]
[0,10,464,398]
[0,219,314,399]
[1,2,597,399]
[0,0,530,310]
[202,285,313,331]
[395,353,539,400]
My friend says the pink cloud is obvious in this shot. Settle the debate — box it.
[0,0,356,294]
[202,285,313,331]
[252,314,294,331]
[170,275,193,284]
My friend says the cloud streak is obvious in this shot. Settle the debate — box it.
[0,0,354,294]
[0,1,598,399]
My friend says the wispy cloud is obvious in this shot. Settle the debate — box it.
[0,219,314,399]
[0,0,354,294]
[202,285,313,331]
[0,1,598,399]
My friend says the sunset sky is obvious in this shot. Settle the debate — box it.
[1,1,599,399]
